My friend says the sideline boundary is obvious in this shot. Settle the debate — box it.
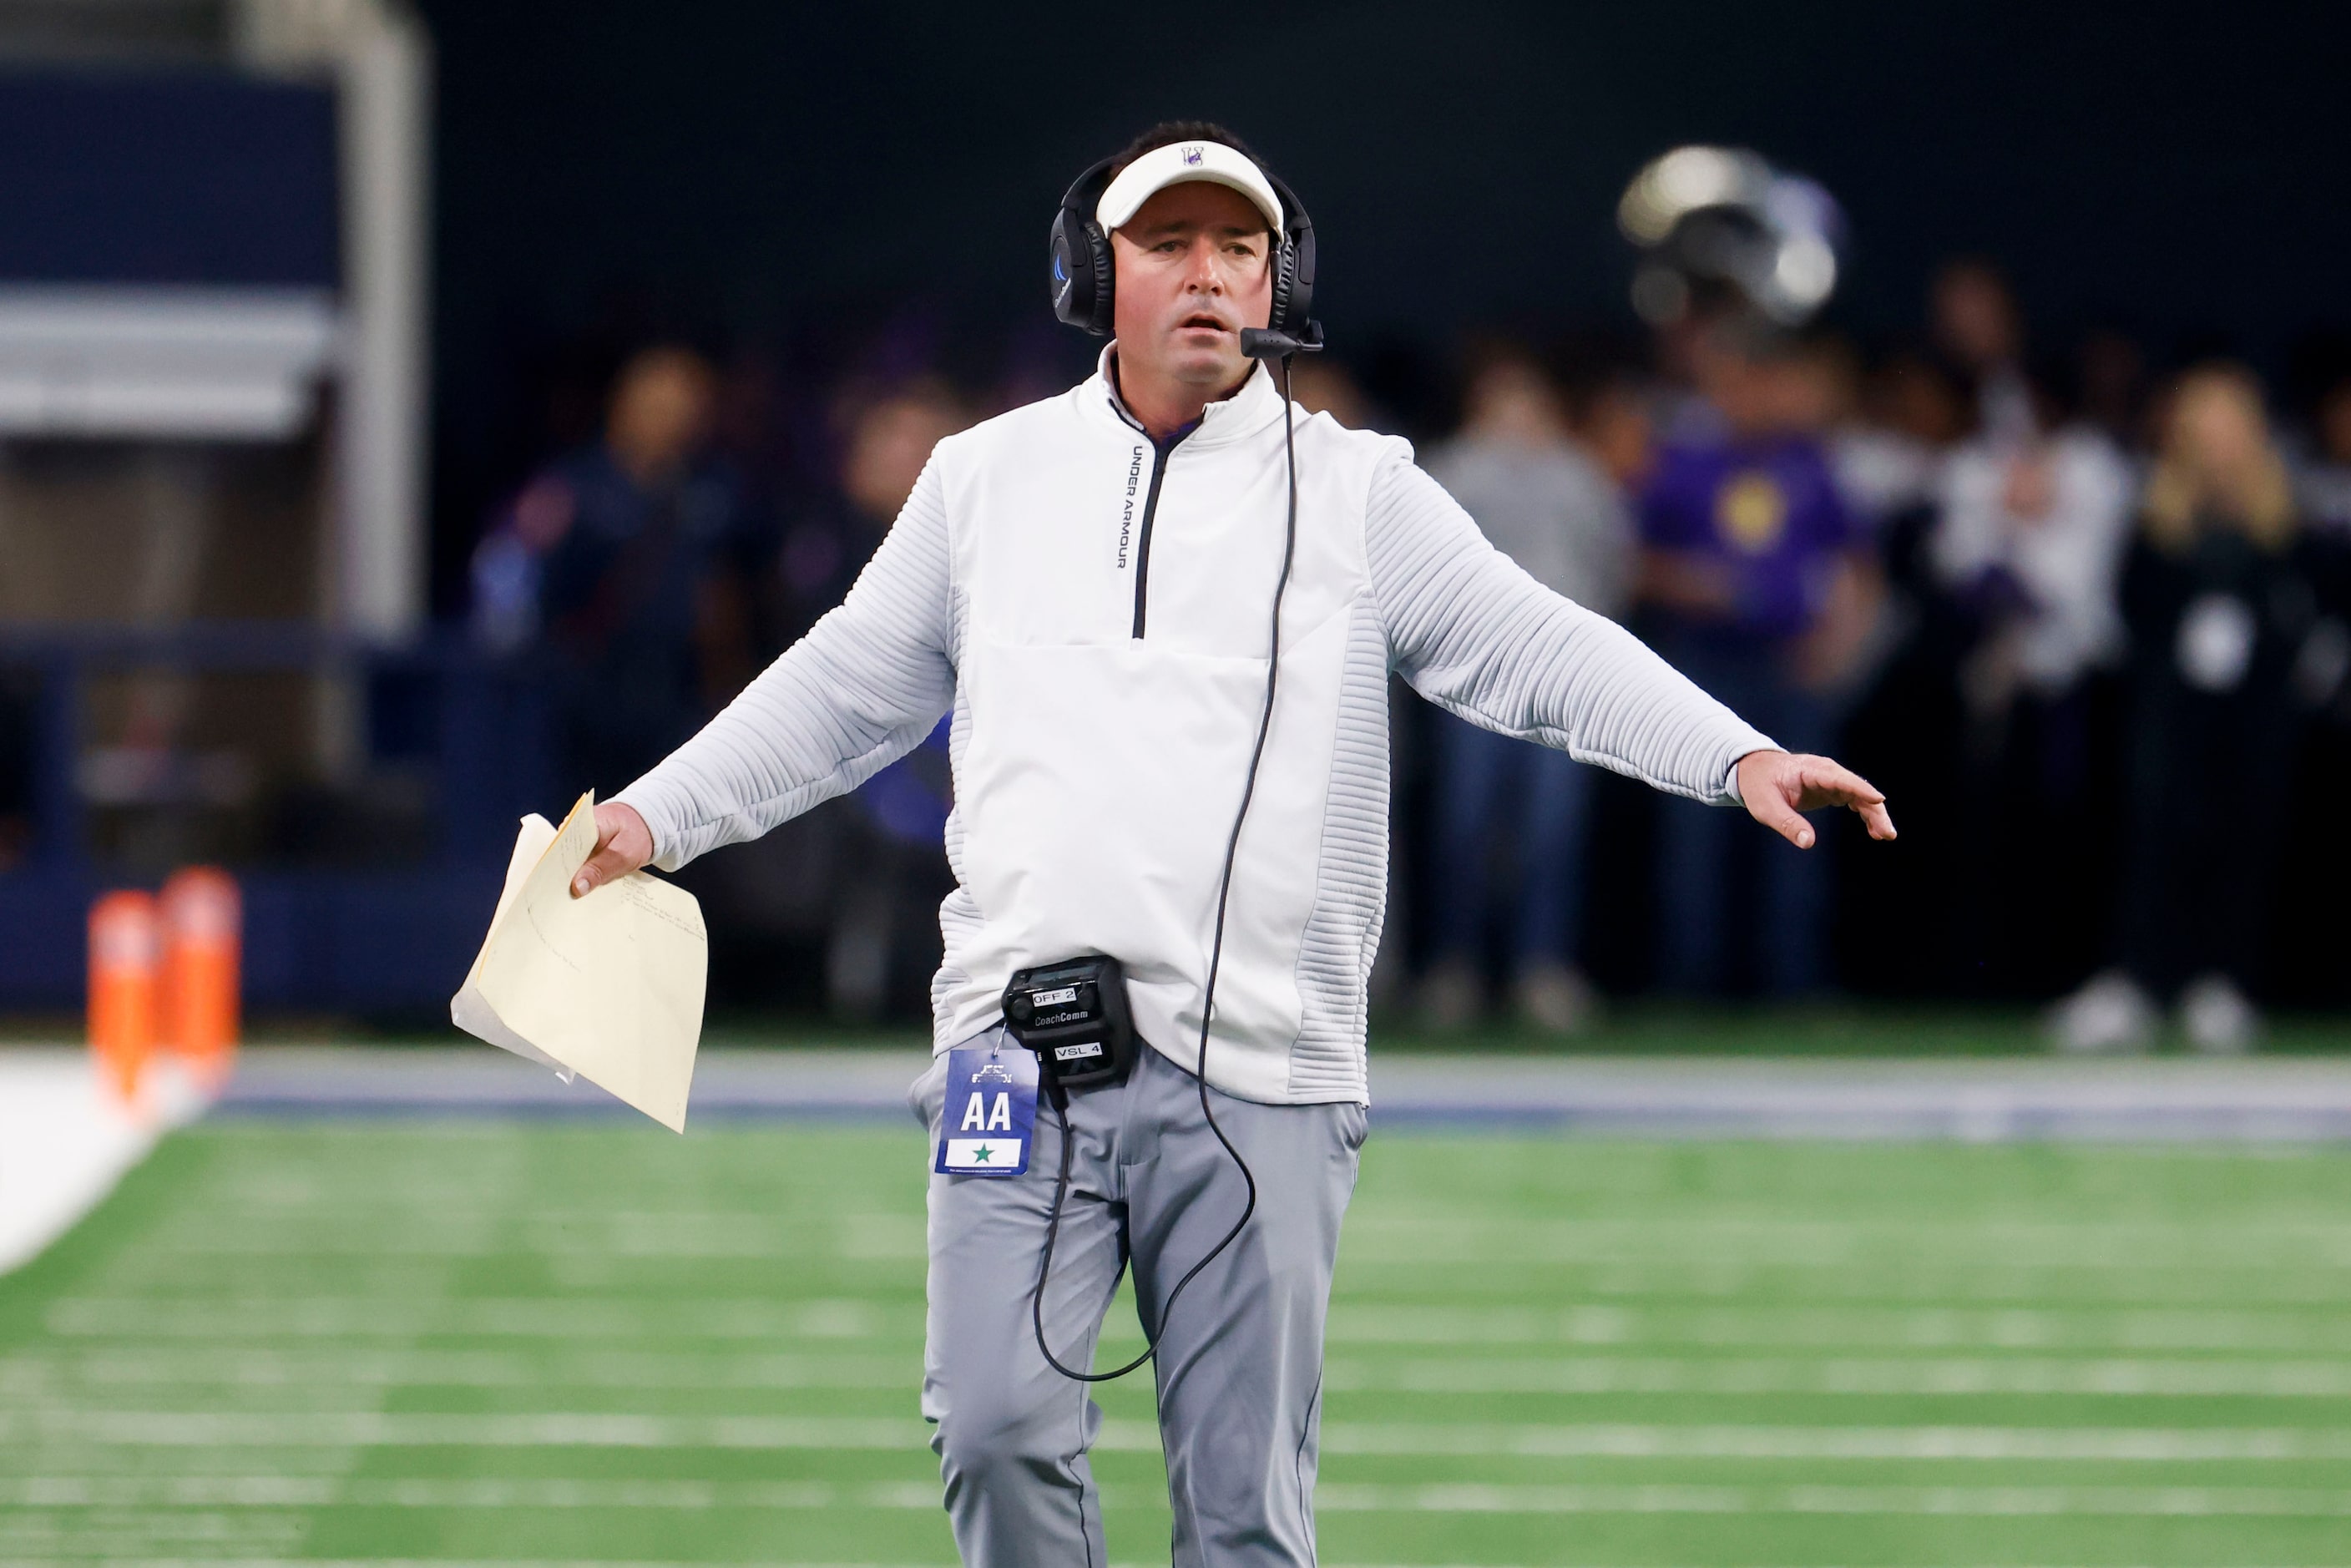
[0,1053,203,1277]
[197,1045,2351,1141]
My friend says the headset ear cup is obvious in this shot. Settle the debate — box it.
[1050,154,1120,337]
[1282,220,1315,333]
[1082,220,1115,336]
[1269,237,1296,336]
[1049,210,1092,331]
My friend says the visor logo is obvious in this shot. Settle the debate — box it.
[1181,146,1203,165]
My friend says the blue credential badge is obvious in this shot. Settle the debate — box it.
[934,1044,1039,1178]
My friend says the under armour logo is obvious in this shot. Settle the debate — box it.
[1181,146,1204,166]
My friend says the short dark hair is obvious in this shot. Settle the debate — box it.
[1109,120,1260,177]
[1106,120,1274,235]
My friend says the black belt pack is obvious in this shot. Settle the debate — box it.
[1001,955,1136,1090]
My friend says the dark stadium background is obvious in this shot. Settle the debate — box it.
[420,0,2351,604]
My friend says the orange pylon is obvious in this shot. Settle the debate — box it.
[161,866,240,1085]
[88,890,161,1105]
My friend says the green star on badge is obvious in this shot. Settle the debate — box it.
[972,1145,993,1163]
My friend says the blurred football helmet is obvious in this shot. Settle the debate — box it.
[1617,145,1845,328]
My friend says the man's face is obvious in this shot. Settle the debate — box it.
[843,393,966,524]
[1689,328,1778,437]
[1931,266,2020,372]
[2319,383,2351,465]
[607,348,716,483]
[1109,181,1275,392]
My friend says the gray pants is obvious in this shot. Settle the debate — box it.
[910,1035,1368,1568]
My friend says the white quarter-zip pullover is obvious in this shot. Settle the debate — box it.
[615,351,1776,1104]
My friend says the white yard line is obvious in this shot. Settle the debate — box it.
[1311,1422,2351,1461]
[129,1226,2351,1268]
[1309,1482,2351,1516]
[15,1347,2351,1399]
[0,1562,2271,1568]
[8,1475,2351,1518]
[0,1410,918,1449]
[1321,1353,2351,1397]
[6,1409,2348,1461]
[0,1561,961,1568]
[0,1052,205,1277]
[1325,1302,2351,1352]
[38,1295,2351,1352]
[39,1295,913,1340]
[0,1347,916,1391]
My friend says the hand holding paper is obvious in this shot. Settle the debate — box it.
[451,793,707,1130]
[571,800,656,898]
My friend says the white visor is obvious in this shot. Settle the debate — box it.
[1095,140,1284,235]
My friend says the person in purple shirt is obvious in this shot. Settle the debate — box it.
[1640,321,1878,994]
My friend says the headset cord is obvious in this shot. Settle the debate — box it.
[1030,354,1301,1383]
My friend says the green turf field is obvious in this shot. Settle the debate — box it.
[4,1122,2349,1566]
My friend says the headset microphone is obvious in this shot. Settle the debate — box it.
[1239,323,1325,359]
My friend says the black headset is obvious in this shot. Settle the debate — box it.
[1049,149,1317,343]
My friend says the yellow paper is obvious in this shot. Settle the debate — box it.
[450,812,569,1080]
[453,793,706,1130]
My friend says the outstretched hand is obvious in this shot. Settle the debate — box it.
[1737,751,1896,850]
[570,802,655,898]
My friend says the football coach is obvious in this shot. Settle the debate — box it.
[571,121,1895,1568]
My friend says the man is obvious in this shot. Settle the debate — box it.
[571,123,1894,1568]
[1933,368,2132,1003]
[1420,341,1632,1032]
[1639,320,1880,996]
[1930,257,2035,446]
[469,344,759,791]
[771,381,973,1018]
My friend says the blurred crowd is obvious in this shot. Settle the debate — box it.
[468,261,2351,1049]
